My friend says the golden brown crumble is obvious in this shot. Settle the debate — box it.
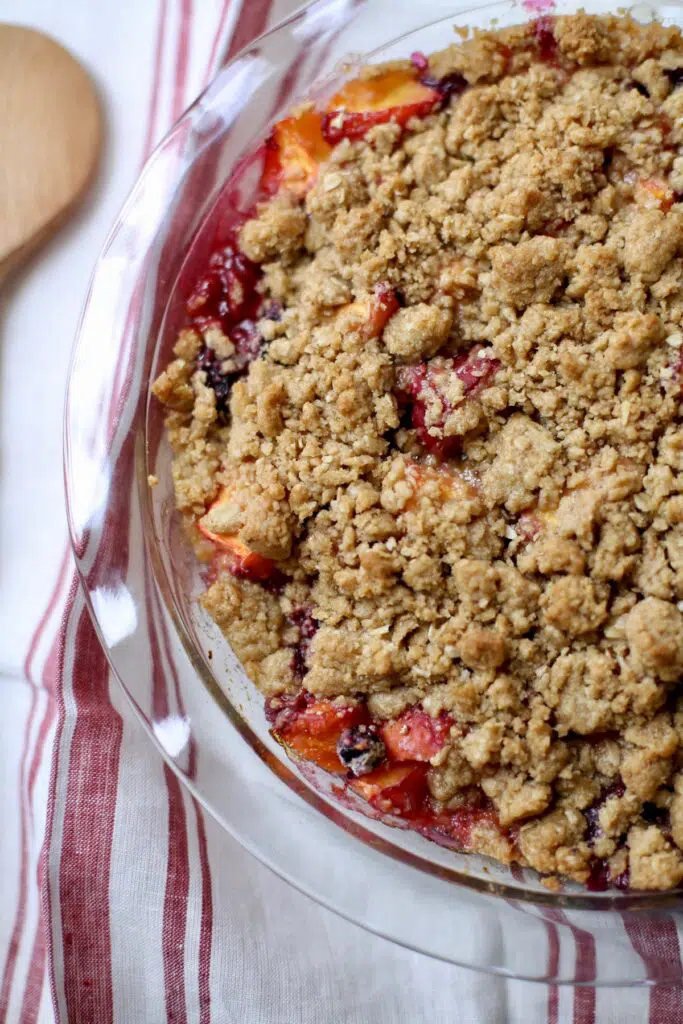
[154,14,683,890]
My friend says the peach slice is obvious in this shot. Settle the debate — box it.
[260,109,331,198]
[332,282,400,339]
[364,282,400,338]
[350,762,429,815]
[199,486,277,582]
[381,708,452,762]
[277,699,366,774]
[322,68,440,144]
[636,177,675,212]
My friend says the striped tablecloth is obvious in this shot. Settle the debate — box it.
[1,1,681,1021]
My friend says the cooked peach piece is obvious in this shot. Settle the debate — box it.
[350,762,429,814]
[199,486,277,582]
[278,700,366,774]
[261,110,331,197]
[322,69,439,143]
[637,178,674,212]
[381,708,452,762]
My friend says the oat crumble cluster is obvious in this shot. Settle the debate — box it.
[153,14,683,891]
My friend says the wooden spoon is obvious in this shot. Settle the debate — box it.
[0,24,102,284]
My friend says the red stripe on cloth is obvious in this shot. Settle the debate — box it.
[20,574,81,1024]
[224,0,274,62]
[48,410,137,1019]
[23,546,72,685]
[39,571,80,1024]
[148,551,213,1022]
[571,937,596,1024]
[107,0,171,425]
[19,845,48,1024]
[27,703,58,823]
[546,909,595,1024]
[172,0,194,121]
[650,981,683,1023]
[59,609,123,1024]
[150,650,191,1024]
[162,768,191,1024]
[145,549,191,1023]
[542,915,560,1024]
[623,914,683,1015]
[204,0,234,82]
[143,0,170,160]
[0,686,41,1019]
[195,808,213,1024]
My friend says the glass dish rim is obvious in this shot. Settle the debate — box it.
[64,0,683,959]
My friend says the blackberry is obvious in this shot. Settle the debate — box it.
[197,346,233,412]
[641,801,670,828]
[665,67,683,90]
[419,70,468,105]
[626,80,649,97]
[337,724,386,777]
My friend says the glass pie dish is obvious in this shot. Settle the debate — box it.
[64,0,683,985]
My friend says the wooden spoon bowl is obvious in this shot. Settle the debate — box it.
[0,24,102,283]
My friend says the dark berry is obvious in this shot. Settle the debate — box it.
[613,867,630,891]
[197,346,233,412]
[337,724,386,777]
[195,321,263,415]
[290,606,318,640]
[289,607,319,680]
[583,778,625,845]
[586,857,630,892]
[626,80,649,97]
[230,320,263,371]
[641,801,670,827]
[419,71,468,106]
[262,300,283,321]
[665,67,683,90]
[586,859,611,892]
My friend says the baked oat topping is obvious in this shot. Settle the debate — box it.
[153,13,683,891]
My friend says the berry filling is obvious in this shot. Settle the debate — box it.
[583,778,625,846]
[582,780,635,891]
[187,240,262,332]
[410,50,468,104]
[396,347,500,458]
[586,860,630,892]
[418,70,468,105]
[269,693,368,774]
[188,238,266,413]
[416,796,499,851]
[268,692,509,854]
[289,606,319,680]
[533,16,559,65]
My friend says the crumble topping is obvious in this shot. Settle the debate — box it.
[153,13,683,891]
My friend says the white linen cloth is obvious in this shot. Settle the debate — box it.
[0,2,674,1020]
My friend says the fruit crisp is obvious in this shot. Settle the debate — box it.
[153,13,683,891]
